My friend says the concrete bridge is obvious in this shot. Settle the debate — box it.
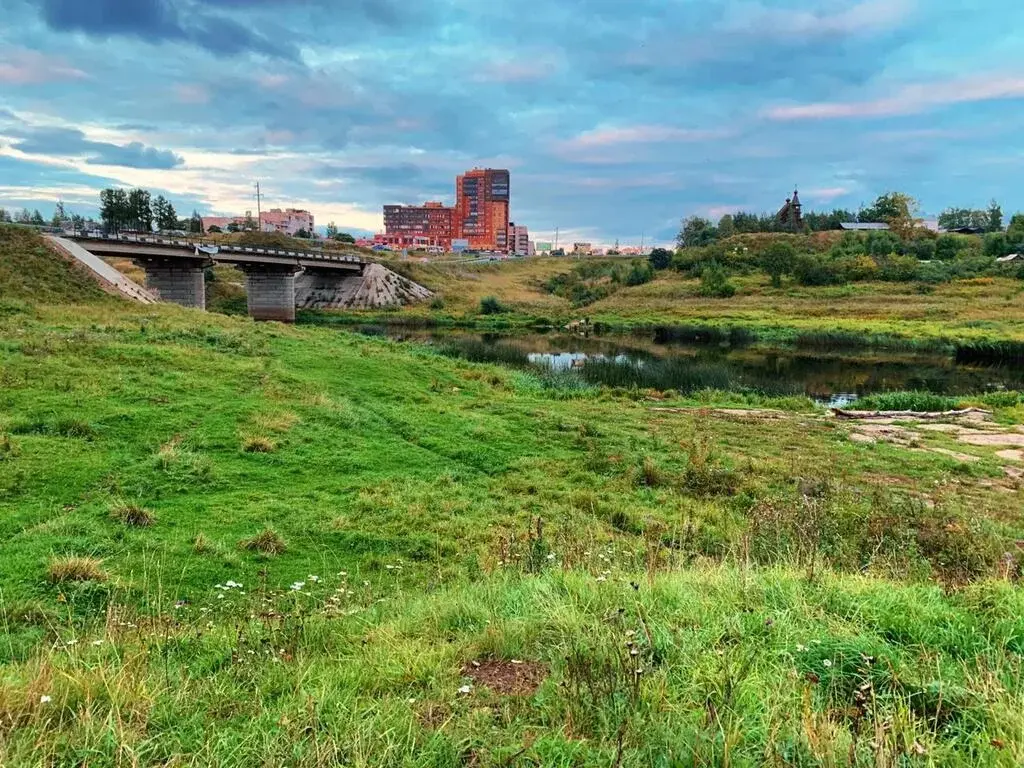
[63,233,364,322]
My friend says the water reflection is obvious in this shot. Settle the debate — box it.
[361,326,1024,400]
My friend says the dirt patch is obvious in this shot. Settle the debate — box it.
[918,423,968,434]
[997,449,1024,463]
[958,432,1024,448]
[462,660,548,696]
[416,702,451,730]
[849,423,920,446]
[650,407,790,420]
[926,447,981,463]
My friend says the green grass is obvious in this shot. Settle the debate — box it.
[3,226,1024,764]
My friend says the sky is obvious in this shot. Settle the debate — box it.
[2,0,1024,246]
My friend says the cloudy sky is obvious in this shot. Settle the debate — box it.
[1,0,1023,245]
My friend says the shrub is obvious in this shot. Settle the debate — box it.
[47,556,107,583]
[624,262,654,286]
[479,296,507,315]
[697,262,736,298]
[760,241,795,287]
[793,254,844,286]
[648,247,673,270]
[110,503,155,527]
[429,296,445,310]
[239,527,287,555]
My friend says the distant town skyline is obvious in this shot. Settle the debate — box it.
[2,0,1024,246]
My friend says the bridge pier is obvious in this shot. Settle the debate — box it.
[134,258,210,309]
[240,265,302,322]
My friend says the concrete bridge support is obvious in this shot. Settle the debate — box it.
[241,265,302,322]
[135,258,209,309]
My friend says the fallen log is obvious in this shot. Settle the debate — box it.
[831,407,992,421]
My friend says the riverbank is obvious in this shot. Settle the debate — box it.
[329,256,1024,352]
[3,226,1024,765]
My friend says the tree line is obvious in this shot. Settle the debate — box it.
[678,192,1008,248]
[99,187,203,234]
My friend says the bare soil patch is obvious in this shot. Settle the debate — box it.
[462,660,548,696]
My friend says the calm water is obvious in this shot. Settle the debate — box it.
[358,326,1024,404]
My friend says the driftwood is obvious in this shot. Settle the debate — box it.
[831,407,992,421]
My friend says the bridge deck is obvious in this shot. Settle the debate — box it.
[66,233,364,270]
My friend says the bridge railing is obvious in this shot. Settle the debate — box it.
[68,231,363,264]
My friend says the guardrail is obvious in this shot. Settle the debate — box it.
[67,232,362,264]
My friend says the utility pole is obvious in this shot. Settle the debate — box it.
[640,231,645,253]
[554,227,559,253]
[255,181,262,232]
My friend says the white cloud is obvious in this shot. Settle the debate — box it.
[765,74,1024,121]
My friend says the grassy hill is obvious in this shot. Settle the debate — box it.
[2,227,1024,765]
[0,225,110,306]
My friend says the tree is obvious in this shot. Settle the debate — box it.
[152,195,178,232]
[334,232,356,243]
[243,213,256,231]
[0,207,8,223]
[189,211,203,234]
[226,222,240,233]
[51,200,67,228]
[678,216,717,248]
[16,208,32,223]
[30,209,45,226]
[207,225,222,234]
[988,200,1003,233]
[295,228,310,239]
[127,188,152,231]
[761,241,796,288]
[100,188,131,232]
[648,247,673,270]
[325,221,339,239]
[717,214,735,238]
[860,192,919,239]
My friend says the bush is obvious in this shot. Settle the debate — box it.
[479,296,507,315]
[760,241,795,287]
[429,297,445,310]
[793,254,844,286]
[648,248,673,270]
[698,262,736,297]
[625,262,654,286]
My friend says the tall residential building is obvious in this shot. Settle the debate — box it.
[383,201,455,248]
[508,221,530,256]
[455,168,510,251]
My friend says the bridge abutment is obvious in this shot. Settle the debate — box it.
[135,258,210,309]
[240,265,302,322]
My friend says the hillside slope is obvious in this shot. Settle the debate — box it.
[0,225,111,306]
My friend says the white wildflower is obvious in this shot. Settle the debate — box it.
[823,659,833,668]
[796,644,807,652]
[290,581,305,591]
[457,684,472,695]
[308,575,319,582]
[40,695,52,704]
[91,640,103,646]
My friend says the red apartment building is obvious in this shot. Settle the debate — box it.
[382,168,511,252]
[454,168,509,252]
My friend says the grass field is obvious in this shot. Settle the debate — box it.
[344,257,1024,346]
[3,225,1024,765]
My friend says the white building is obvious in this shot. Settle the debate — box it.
[261,208,315,237]
[508,221,530,255]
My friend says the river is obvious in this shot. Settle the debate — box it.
[354,326,1024,405]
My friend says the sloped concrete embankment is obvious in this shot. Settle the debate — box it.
[45,235,157,303]
[296,263,431,310]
